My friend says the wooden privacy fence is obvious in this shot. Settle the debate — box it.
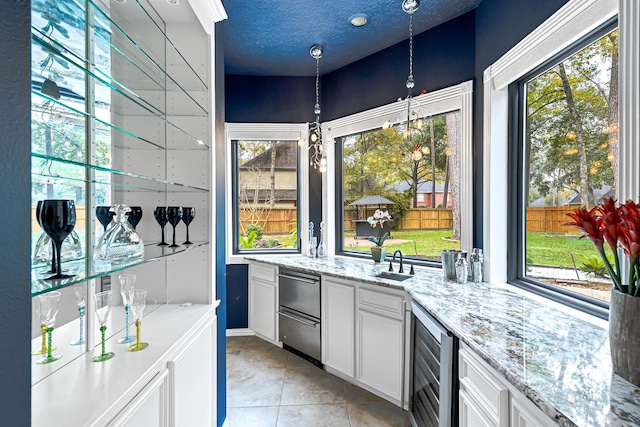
[526,206,580,234]
[237,205,582,235]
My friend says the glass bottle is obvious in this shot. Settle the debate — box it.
[455,252,468,284]
[94,204,144,262]
[470,248,483,283]
[307,222,317,258]
[317,221,327,258]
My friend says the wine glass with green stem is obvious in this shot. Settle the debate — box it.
[70,283,86,345]
[92,290,115,362]
[127,289,149,352]
[117,274,136,344]
[31,295,56,355]
[36,291,62,364]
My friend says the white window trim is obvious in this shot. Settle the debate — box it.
[323,81,474,257]
[225,122,309,264]
[482,0,640,285]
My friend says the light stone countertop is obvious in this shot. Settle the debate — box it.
[245,255,640,427]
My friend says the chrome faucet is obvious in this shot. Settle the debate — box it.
[389,250,404,274]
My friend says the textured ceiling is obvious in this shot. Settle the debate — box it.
[223,0,482,76]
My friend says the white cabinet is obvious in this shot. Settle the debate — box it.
[108,372,169,427]
[320,275,410,408]
[168,316,215,427]
[459,344,556,427]
[356,285,408,405]
[248,261,279,342]
[322,277,356,378]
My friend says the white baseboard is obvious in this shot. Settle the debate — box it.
[226,328,255,337]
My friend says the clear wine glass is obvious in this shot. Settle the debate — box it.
[154,207,169,246]
[127,289,149,352]
[166,207,182,248]
[36,291,62,364]
[92,290,115,362]
[181,207,196,244]
[117,274,136,344]
[31,295,56,355]
[40,200,76,280]
[70,283,86,346]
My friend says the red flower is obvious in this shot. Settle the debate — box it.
[566,206,604,249]
[619,200,640,259]
[598,197,621,253]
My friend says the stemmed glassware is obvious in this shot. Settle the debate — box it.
[70,284,86,346]
[32,294,56,355]
[166,207,183,248]
[34,200,55,273]
[92,291,115,362]
[40,200,76,280]
[181,207,196,245]
[96,206,115,232]
[127,289,149,352]
[154,207,169,246]
[117,274,136,344]
[35,291,62,364]
[126,206,143,230]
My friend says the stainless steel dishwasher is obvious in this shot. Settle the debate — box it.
[410,301,458,427]
[278,269,321,363]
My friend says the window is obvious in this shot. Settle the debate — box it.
[338,111,461,262]
[512,25,618,304]
[226,123,309,260]
[323,82,474,263]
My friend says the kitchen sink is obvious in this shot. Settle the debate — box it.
[375,272,413,282]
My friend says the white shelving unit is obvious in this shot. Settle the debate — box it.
[29,0,225,424]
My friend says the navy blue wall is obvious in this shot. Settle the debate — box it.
[322,12,476,121]
[226,264,248,328]
[226,75,315,123]
[0,0,32,423]
[214,23,228,427]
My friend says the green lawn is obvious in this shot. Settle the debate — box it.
[345,229,460,260]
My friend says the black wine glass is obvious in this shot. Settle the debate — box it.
[154,207,169,246]
[166,207,183,248]
[40,200,76,280]
[126,206,143,230]
[36,200,56,274]
[96,206,115,232]
[181,207,196,245]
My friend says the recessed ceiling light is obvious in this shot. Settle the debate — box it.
[166,0,179,4]
[349,13,369,27]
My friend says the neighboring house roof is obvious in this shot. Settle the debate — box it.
[528,185,614,207]
[240,189,298,202]
[240,141,297,170]
[389,180,448,193]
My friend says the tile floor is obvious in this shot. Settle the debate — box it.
[226,335,411,427]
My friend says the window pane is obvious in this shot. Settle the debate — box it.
[234,140,299,251]
[524,29,618,302]
[340,111,461,261]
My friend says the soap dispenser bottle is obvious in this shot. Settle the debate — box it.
[455,252,468,284]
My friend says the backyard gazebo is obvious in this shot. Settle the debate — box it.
[349,195,395,239]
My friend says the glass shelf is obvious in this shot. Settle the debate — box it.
[32,154,210,193]
[31,241,209,296]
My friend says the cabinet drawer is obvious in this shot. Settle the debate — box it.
[459,348,508,427]
[358,287,405,318]
[249,262,278,284]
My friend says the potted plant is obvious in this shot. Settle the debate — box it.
[567,198,640,386]
[367,209,392,262]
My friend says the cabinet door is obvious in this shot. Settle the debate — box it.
[460,389,497,427]
[168,317,215,427]
[108,371,169,427]
[357,310,404,402]
[248,278,277,341]
[322,278,356,377]
[511,393,558,427]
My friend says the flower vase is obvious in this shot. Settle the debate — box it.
[609,287,640,386]
[371,246,387,263]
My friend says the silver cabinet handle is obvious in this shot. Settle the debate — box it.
[278,273,319,285]
[278,311,319,328]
